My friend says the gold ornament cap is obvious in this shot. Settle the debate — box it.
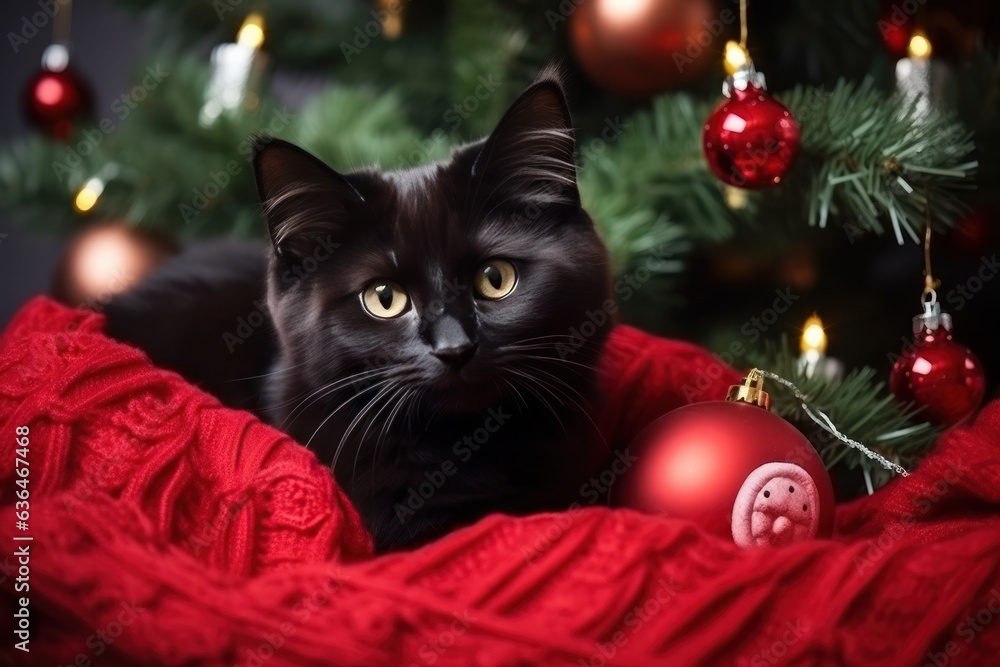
[726,368,771,410]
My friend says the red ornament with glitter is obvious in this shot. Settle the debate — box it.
[890,301,985,428]
[613,370,835,547]
[702,62,800,189]
[23,45,93,140]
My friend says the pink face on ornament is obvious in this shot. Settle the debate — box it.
[731,462,820,547]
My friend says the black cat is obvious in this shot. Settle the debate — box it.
[106,69,615,550]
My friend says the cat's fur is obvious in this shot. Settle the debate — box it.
[106,69,615,550]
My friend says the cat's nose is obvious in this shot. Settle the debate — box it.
[433,342,477,367]
[427,314,477,367]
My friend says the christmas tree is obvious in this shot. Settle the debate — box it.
[3,0,999,495]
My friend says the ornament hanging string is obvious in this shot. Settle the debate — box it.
[54,0,73,45]
[739,0,748,49]
[922,193,941,306]
[756,369,910,478]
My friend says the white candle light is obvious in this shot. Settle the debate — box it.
[895,31,948,121]
[200,13,267,127]
[799,314,844,381]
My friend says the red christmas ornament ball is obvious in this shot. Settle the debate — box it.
[23,66,93,140]
[702,84,800,189]
[613,383,835,547]
[569,0,717,98]
[890,304,985,428]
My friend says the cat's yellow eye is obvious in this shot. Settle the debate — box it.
[361,281,409,319]
[474,259,517,300]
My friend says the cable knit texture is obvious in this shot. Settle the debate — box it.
[2,297,999,666]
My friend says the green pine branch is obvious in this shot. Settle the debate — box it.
[780,80,977,242]
[576,79,977,248]
[746,337,939,495]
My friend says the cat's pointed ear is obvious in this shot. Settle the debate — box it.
[470,67,578,211]
[251,136,363,258]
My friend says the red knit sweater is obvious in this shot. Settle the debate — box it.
[2,297,999,666]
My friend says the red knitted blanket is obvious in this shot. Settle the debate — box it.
[2,297,999,666]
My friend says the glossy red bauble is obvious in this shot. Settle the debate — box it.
[23,66,93,140]
[614,399,835,547]
[702,84,800,189]
[890,304,985,428]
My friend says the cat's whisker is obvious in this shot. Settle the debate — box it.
[281,367,392,429]
[329,382,397,472]
[276,366,385,415]
[505,369,568,439]
[515,368,582,415]
[504,344,602,358]
[520,364,592,407]
[407,387,426,431]
[513,365,610,452]
[510,333,592,344]
[305,379,391,461]
[371,388,415,501]
[501,335,604,355]
[223,359,310,384]
[502,377,529,414]
[513,351,604,374]
[352,384,407,486]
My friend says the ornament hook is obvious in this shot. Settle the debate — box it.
[726,368,772,410]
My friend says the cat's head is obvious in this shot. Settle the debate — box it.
[252,68,612,415]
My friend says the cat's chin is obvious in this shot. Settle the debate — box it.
[422,374,506,415]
